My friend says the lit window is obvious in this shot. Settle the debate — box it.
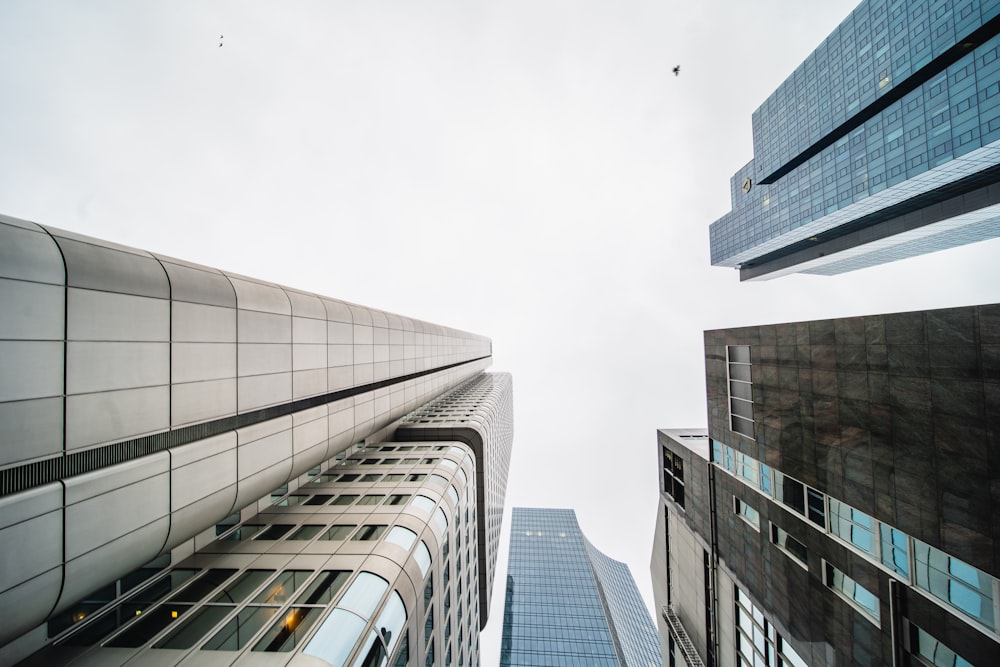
[911,623,974,667]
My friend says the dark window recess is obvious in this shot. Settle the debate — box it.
[662,447,686,509]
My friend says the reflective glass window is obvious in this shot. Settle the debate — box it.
[321,525,357,541]
[339,572,390,618]
[202,606,277,651]
[295,571,351,606]
[386,526,418,551]
[252,607,322,652]
[253,571,313,605]
[288,525,324,541]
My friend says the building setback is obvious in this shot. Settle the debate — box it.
[652,304,1000,666]
[0,213,513,666]
[710,0,1000,280]
[501,507,662,667]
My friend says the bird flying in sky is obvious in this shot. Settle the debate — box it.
[673,65,680,76]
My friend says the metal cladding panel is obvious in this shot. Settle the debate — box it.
[237,372,292,412]
[170,301,236,343]
[168,432,238,512]
[286,287,327,321]
[50,232,168,299]
[171,342,236,383]
[57,517,171,616]
[65,385,170,451]
[63,453,170,560]
[171,378,238,426]
[227,275,290,315]
[67,289,170,342]
[156,255,236,308]
[0,340,63,402]
[0,217,64,284]
[0,397,63,467]
[66,341,169,394]
[0,278,63,340]
[0,483,62,596]
[237,309,292,344]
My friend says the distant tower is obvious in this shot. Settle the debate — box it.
[501,507,663,667]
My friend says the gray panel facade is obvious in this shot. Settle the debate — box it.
[0,213,497,660]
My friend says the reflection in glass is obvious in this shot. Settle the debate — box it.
[295,570,351,606]
[339,572,390,618]
[251,607,320,652]
[303,608,366,666]
[253,571,313,605]
[154,605,232,649]
[321,525,357,540]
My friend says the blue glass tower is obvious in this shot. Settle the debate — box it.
[500,507,662,667]
[710,0,1000,280]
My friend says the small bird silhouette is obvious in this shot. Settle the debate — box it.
[219,34,224,47]
[673,65,680,76]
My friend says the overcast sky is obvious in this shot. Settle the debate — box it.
[4,1,1000,664]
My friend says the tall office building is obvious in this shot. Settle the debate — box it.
[710,0,1000,280]
[0,214,514,666]
[651,304,1000,666]
[500,507,662,667]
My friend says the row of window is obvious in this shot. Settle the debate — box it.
[59,553,429,663]
[714,440,1000,636]
[726,345,755,439]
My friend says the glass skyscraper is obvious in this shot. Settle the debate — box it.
[0,214,514,666]
[500,507,662,667]
[710,0,1000,280]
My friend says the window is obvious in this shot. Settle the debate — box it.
[353,525,387,541]
[771,524,808,569]
[386,494,411,505]
[331,495,359,506]
[824,561,880,624]
[288,525,324,540]
[415,541,432,577]
[914,539,996,629]
[303,495,333,506]
[357,494,385,506]
[321,525,357,541]
[662,447,685,509]
[910,623,973,667]
[880,524,909,578]
[727,345,754,439]
[386,526,418,551]
[829,499,877,558]
[411,495,437,513]
[254,524,293,541]
[734,497,760,530]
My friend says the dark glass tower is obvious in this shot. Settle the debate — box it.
[651,304,1000,666]
[710,0,1000,280]
[501,507,662,667]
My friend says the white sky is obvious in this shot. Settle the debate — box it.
[3,1,1000,664]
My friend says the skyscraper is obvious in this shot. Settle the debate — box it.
[710,0,1000,280]
[501,507,662,667]
[651,304,1000,666]
[0,214,513,666]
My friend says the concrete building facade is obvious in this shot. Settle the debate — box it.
[0,214,513,666]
